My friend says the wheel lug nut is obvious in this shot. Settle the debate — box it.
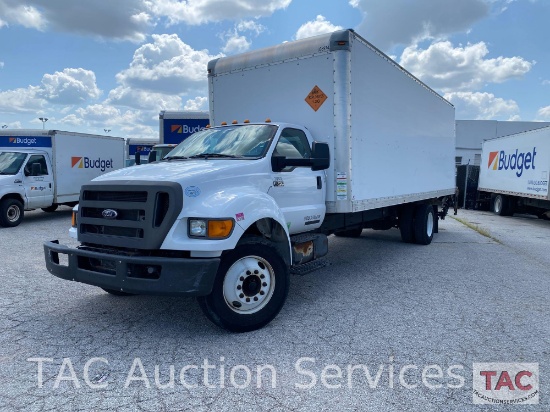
[246,271,251,275]
[260,291,265,295]
[237,285,241,290]
[254,297,258,301]
[239,293,244,298]
[246,298,250,302]
[260,274,265,279]
[254,270,259,274]
[240,276,244,281]
[262,282,267,287]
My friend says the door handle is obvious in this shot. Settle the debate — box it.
[317,176,322,189]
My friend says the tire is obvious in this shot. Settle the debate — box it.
[334,227,363,237]
[493,194,513,216]
[0,198,24,227]
[537,212,550,221]
[197,237,290,333]
[41,204,58,213]
[413,204,435,245]
[101,288,135,296]
[399,205,416,243]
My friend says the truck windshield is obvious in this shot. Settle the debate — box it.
[0,152,27,175]
[165,125,277,159]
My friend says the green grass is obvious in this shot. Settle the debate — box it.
[450,216,502,244]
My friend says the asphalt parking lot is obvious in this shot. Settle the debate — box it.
[1,207,549,411]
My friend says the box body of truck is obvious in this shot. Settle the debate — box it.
[208,30,456,213]
[478,126,550,216]
[0,130,125,226]
[159,111,210,145]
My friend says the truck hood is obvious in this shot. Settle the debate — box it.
[93,159,265,184]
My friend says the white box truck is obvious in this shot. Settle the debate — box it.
[478,126,550,217]
[126,137,159,166]
[44,30,455,332]
[0,130,125,227]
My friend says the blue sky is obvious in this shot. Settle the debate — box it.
[0,0,549,139]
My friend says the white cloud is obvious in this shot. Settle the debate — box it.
[148,0,291,26]
[0,0,151,42]
[220,20,266,54]
[116,34,223,95]
[0,61,4,68]
[445,91,519,120]
[543,80,550,86]
[184,96,208,111]
[350,0,491,49]
[400,41,532,92]
[0,86,45,113]
[40,68,101,104]
[63,104,156,138]
[107,86,182,111]
[237,20,266,35]
[222,34,251,54]
[295,15,343,40]
[537,106,550,119]
[0,2,46,30]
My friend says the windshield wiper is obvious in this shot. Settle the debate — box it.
[162,155,188,161]
[188,153,243,159]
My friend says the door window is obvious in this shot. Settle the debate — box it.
[274,128,311,159]
[24,155,48,176]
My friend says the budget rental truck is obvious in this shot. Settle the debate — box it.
[477,126,550,217]
[44,30,456,332]
[144,111,210,163]
[0,130,125,227]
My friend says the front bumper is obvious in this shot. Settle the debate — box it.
[43,240,220,296]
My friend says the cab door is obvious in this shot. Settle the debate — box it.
[268,127,326,234]
[23,154,54,208]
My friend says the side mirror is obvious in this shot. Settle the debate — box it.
[311,142,330,171]
[271,142,330,172]
[271,155,287,172]
[135,152,141,165]
[148,151,157,163]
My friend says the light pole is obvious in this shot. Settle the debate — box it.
[104,129,111,133]
[38,117,48,130]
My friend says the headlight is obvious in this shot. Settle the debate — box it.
[188,218,234,239]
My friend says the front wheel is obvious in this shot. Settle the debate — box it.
[198,237,289,332]
[0,198,24,227]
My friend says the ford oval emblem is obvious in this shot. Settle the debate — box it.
[102,209,118,219]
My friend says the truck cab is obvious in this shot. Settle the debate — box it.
[45,122,330,332]
[0,149,54,226]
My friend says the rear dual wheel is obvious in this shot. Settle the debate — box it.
[399,204,435,245]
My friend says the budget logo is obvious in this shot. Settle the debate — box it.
[9,137,16,144]
[71,156,113,172]
[472,363,539,405]
[72,157,84,168]
[171,124,183,133]
[487,151,499,170]
[487,147,537,177]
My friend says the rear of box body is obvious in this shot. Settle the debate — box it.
[478,127,550,201]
